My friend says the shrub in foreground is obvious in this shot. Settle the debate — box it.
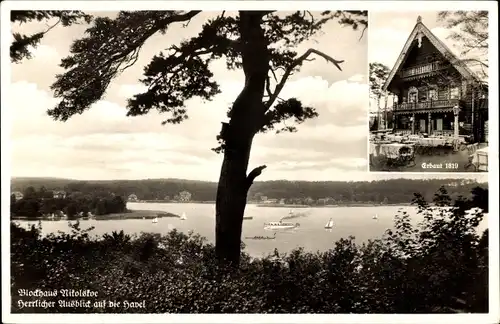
[11,187,488,313]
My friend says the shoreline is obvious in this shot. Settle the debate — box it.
[11,209,179,221]
[11,204,415,222]
[129,201,413,208]
[95,210,180,220]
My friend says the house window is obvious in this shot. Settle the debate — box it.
[450,86,460,99]
[436,118,443,131]
[429,89,438,100]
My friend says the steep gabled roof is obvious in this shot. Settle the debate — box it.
[382,16,479,92]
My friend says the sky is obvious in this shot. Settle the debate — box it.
[369,11,489,113]
[8,10,372,182]
[7,10,488,183]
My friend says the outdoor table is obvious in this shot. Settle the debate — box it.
[370,142,414,159]
[436,136,465,144]
[386,134,405,143]
[436,137,457,145]
[417,137,448,146]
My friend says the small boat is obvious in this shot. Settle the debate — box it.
[279,209,294,220]
[264,220,300,230]
[245,233,276,240]
[372,214,378,220]
[324,218,334,229]
[152,217,158,223]
[180,212,187,220]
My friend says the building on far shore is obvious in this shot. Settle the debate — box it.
[382,16,488,143]
[12,191,24,201]
[178,191,192,202]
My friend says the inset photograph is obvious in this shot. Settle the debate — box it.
[369,11,489,172]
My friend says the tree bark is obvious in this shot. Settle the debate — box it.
[377,95,381,130]
[215,140,252,268]
[383,92,388,129]
[215,11,269,268]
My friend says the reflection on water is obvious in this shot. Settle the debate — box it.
[15,203,488,258]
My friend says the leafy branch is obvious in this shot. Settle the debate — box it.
[49,11,202,121]
[10,10,93,63]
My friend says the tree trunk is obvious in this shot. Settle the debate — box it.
[215,11,269,268]
[215,139,253,268]
[377,95,381,130]
[471,86,475,142]
[383,92,388,129]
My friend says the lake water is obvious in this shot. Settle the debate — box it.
[15,203,488,258]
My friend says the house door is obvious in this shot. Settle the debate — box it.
[409,92,418,104]
[419,119,426,133]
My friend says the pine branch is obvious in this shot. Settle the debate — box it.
[43,17,62,34]
[49,10,202,121]
[265,48,343,110]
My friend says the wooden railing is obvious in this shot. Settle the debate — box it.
[400,62,447,78]
[395,98,461,111]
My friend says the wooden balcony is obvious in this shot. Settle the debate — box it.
[400,62,448,79]
[394,98,462,112]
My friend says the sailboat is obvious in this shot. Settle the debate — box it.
[372,214,378,220]
[180,212,187,220]
[152,217,158,223]
[324,218,334,229]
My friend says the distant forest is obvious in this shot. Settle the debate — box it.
[11,177,487,205]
